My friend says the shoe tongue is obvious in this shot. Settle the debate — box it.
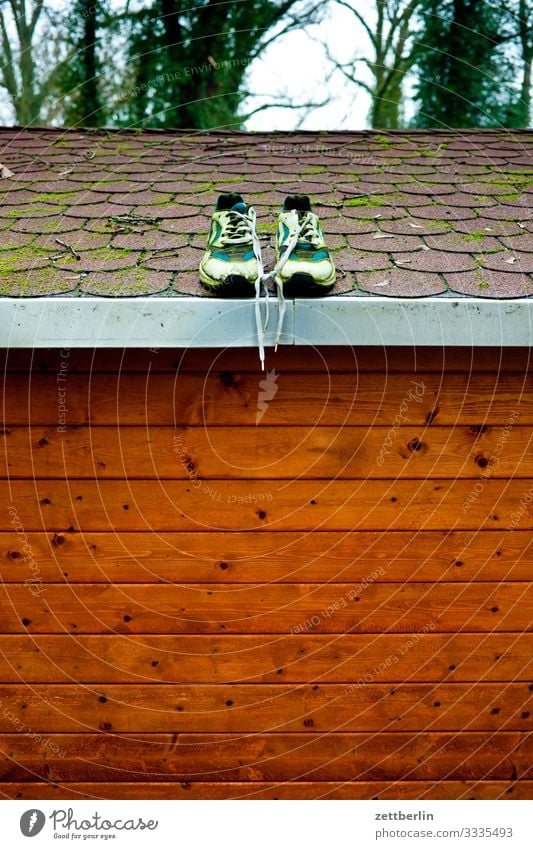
[231,201,248,214]
[284,194,312,213]
[216,193,245,211]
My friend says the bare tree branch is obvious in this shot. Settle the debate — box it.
[0,0,50,122]
[0,10,18,100]
[335,0,378,47]
[239,94,330,122]
[323,0,424,127]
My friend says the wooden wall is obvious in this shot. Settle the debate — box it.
[0,345,531,800]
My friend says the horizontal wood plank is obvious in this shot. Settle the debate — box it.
[1,732,531,781]
[1,582,530,633]
[1,780,529,799]
[0,633,531,683]
[1,530,530,583]
[3,424,533,480]
[2,347,532,374]
[2,344,531,796]
[1,683,531,733]
[2,479,533,531]
[1,372,529,425]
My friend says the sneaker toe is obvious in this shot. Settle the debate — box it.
[281,257,335,283]
[201,255,258,284]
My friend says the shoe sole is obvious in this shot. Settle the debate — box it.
[199,270,256,298]
[282,271,336,297]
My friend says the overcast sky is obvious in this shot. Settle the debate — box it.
[245,2,372,131]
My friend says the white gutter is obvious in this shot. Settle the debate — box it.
[0,297,532,348]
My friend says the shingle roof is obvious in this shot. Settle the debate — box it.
[0,127,531,299]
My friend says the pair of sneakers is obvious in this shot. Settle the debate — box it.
[199,194,336,296]
[199,194,335,367]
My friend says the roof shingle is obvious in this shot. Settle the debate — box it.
[0,127,531,298]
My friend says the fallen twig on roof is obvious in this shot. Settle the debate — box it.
[55,239,81,261]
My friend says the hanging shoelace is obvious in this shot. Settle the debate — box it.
[262,211,311,352]
[221,207,268,367]
[220,208,309,369]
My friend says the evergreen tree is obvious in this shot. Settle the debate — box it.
[513,0,532,125]
[412,0,520,127]
[56,0,105,126]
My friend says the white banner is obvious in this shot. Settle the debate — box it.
[2,799,533,848]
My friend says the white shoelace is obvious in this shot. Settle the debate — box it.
[223,207,268,367]
[221,208,309,369]
[262,210,316,355]
[262,222,301,354]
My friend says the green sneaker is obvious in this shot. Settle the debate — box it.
[199,193,262,296]
[275,195,336,295]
